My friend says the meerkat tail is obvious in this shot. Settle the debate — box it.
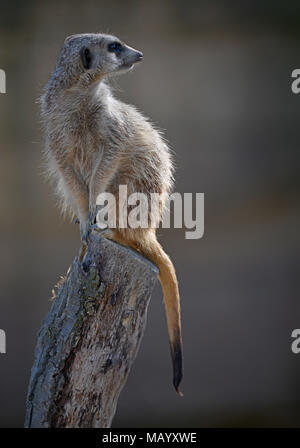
[135,236,183,396]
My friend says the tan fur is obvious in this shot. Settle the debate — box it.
[41,33,183,394]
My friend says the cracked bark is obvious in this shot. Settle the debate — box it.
[24,231,158,428]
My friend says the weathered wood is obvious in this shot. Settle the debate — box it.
[25,231,158,428]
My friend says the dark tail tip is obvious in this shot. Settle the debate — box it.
[171,335,184,397]
[175,387,184,397]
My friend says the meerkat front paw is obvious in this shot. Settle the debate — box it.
[88,208,97,226]
[80,209,97,243]
[97,228,114,239]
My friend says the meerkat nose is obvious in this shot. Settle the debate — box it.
[136,52,143,61]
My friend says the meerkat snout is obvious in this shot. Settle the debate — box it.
[112,44,143,70]
[132,50,143,61]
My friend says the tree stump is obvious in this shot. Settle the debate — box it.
[25,231,158,428]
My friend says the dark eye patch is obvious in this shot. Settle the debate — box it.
[81,46,92,69]
[108,41,123,55]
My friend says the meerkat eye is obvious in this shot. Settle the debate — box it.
[81,47,92,70]
[108,41,123,55]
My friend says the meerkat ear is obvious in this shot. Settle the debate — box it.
[81,47,92,70]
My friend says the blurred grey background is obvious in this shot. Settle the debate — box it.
[0,0,300,427]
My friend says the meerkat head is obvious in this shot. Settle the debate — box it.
[55,33,143,89]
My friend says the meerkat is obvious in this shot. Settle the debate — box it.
[41,33,183,395]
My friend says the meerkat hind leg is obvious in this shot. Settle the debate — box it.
[97,228,143,255]
[98,228,127,245]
